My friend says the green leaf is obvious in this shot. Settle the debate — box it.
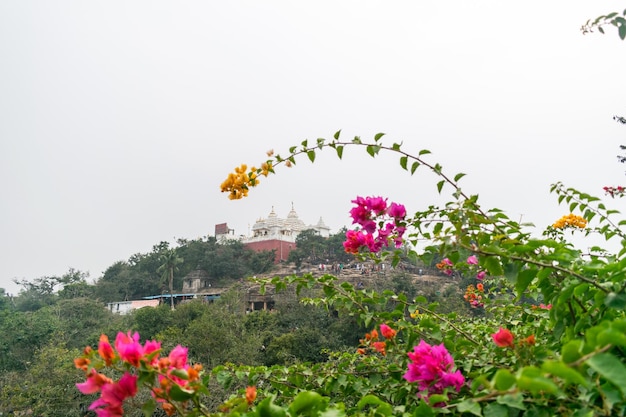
[419,149,431,156]
[142,399,157,417]
[366,145,380,157]
[456,399,482,416]
[316,138,325,149]
[597,328,626,347]
[352,136,362,144]
[168,384,195,402]
[619,23,626,39]
[307,150,316,163]
[483,403,509,417]
[453,172,466,182]
[411,161,419,175]
[586,353,626,397]
[515,268,538,295]
[301,139,308,147]
[333,130,341,140]
[541,360,588,386]
[374,132,385,141]
[484,256,504,277]
[561,340,583,364]
[414,400,435,417]
[493,369,516,391]
[496,393,526,410]
[335,145,344,159]
[289,391,324,415]
[604,292,626,309]
[436,180,445,194]
[400,155,408,170]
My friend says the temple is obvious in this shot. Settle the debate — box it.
[216,204,330,262]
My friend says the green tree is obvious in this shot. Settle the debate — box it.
[157,249,184,309]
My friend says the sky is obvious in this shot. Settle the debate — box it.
[1,1,625,295]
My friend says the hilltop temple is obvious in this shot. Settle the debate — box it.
[215,204,330,262]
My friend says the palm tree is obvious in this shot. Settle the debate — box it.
[157,249,183,309]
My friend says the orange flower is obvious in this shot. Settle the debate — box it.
[365,329,379,341]
[476,283,484,292]
[357,348,366,355]
[162,402,176,416]
[523,334,536,346]
[246,386,257,405]
[372,341,386,356]
[74,357,91,371]
[97,334,115,366]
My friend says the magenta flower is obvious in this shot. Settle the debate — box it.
[466,255,478,265]
[89,373,137,416]
[115,331,143,367]
[403,340,464,398]
[388,202,407,219]
[476,270,486,280]
[169,345,188,369]
[344,196,407,254]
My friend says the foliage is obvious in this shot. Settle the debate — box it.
[581,9,626,40]
[71,132,626,416]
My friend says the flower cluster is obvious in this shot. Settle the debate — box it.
[357,324,396,356]
[463,283,484,308]
[75,332,208,417]
[343,196,407,254]
[436,258,453,276]
[403,341,465,400]
[603,185,625,198]
[220,160,273,200]
[552,213,587,230]
[492,327,535,348]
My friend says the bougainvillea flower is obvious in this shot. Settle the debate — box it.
[246,386,257,405]
[372,341,386,355]
[98,334,115,366]
[168,345,188,369]
[380,323,397,339]
[523,335,536,346]
[115,331,144,367]
[492,328,515,348]
[466,255,478,265]
[388,202,407,219]
[76,369,112,394]
[476,271,486,280]
[365,329,379,341]
[403,340,464,396]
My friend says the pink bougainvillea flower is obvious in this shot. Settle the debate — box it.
[143,340,162,365]
[380,323,397,339]
[76,369,112,395]
[115,331,144,367]
[98,334,115,366]
[387,202,407,219]
[89,373,138,417]
[476,270,486,280]
[466,255,478,265]
[492,328,515,348]
[403,340,464,397]
[344,196,407,254]
[168,345,188,369]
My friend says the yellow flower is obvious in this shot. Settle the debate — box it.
[261,161,273,177]
[221,164,259,200]
[552,213,587,230]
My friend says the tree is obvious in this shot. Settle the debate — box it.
[157,249,183,309]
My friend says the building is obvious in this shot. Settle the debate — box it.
[238,204,330,262]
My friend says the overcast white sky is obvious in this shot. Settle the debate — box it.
[1,1,625,295]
